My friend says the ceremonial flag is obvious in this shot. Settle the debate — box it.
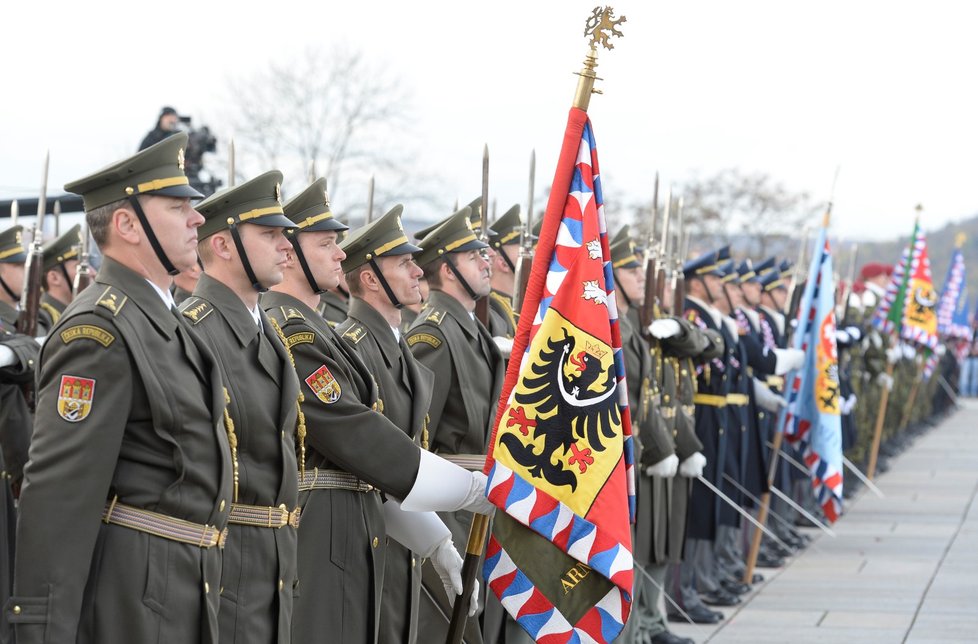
[482,107,634,643]
[901,223,939,349]
[781,221,844,522]
[937,240,970,341]
[872,239,911,335]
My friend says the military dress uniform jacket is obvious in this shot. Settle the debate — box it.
[37,292,68,332]
[0,302,33,493]
[336,297,434,644]
[318,290,348,328]
[261,291,423,644]
[6,257,233,644]
[407,289,504,644]
[488,289,517,339]
[181,275,300,644]
[684,297,730,541]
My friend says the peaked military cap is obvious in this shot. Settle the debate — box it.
[283,178,348,234]
[340,205,422,272]
[42,224,82,272]
[610,230,641,269]
[719,259,740,283]
[487,204,523,249]
[683,245,730,279]
[196,170,295,239]
[414,206,488,267]
[735,260,754,281]
[464,196,484,232]
[759,268,786,292]
[64,132,203,211]
[749,257,776,281]
[0,226,26,264]
[779,259,793,274]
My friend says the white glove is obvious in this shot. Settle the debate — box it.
[870,332,883,349]
[679,452,707,478]
[0,345,15,368]
[753,378,787,412]
[400,450,495,516]
[844,326,862,342]
[382,500,451,557]
[936,344,946,357]
[835,329,851,344]
[885,346,902,364]
[431,537,479,617]
[876,372,894,391]
[648,318,681,340]
[493,336,513,358]
[840,393,857,415]
[644,454,679,478]
[902,344,916,360]
[773,348,805,375]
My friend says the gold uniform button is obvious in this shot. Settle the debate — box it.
[759,412,765,419]
[204,582,210,593]
[219,500,226,512]
[412,557,417,568]
[719,428,724,435]
[279,579,284,591]
[12,606,21,615]
[372,537,379,548]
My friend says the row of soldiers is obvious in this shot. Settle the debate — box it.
[0,131,957,644]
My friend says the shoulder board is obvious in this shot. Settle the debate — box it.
[40,301,62,325]
[95,286,128,317]
[60,323,115,348]
[342,324,367,345]
[279,305,305,322]
[180,298,214,325]
[425,309,446,325]
[407,332,442,349]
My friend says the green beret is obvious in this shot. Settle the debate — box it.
[340,205,421,273]
[414,207,488,267]
[0,226,26,264]
[42,224,83,272]
[487,204,523,249]
[64,133,203,211]
[283,178,348,233]
[195,170,295,239]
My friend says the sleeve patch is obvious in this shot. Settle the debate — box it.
[305,365,341,404]
[57,375,96,422]
[60,325,115,348]
[286,332,315,348]
[407,332,442,349]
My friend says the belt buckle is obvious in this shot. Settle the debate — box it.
[274,504,289,529]
[217,527,228,548]
[288,507,301,528]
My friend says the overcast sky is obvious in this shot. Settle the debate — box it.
[3,0,977,243]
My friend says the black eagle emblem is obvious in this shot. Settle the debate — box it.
[500,329,621,490]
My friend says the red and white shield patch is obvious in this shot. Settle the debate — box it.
[305,365,341,404]
[57,375,96,422]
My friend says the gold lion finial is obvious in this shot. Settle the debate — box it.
[573,7,626,111]
[956,232,967,248]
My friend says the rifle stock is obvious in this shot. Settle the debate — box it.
[73,227,94,296]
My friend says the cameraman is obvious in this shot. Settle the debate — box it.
[138,106,180,151]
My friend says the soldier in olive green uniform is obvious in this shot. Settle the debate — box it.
[264,183,487,644]
[172,261,202,306]
[37,224,83,331]
[336,203,434,644]
[6,134,233,643]
[408,207,504,644]
[319,284,349,327]
[181,171,301,644]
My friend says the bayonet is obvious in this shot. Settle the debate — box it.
[10,200,17,227]
[228,139,236,188]
[366,176,375,225]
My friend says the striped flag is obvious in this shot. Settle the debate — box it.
[781,222,844,522]
[937,242,970,341]
[482,107,634,643]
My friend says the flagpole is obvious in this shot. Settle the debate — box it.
[445,9,626,643]
[866,360,894,481]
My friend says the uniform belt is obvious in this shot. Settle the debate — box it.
[659,407,677,419]
[298,468,374,493]
[102,497,227,549]
[693,393,727,407]
[766,375,785,388]
[726,393,750,406]
[681,404,696,415]
[228,503,301,529]
[439,454,486,471]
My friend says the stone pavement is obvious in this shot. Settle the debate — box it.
[669,400,978,643]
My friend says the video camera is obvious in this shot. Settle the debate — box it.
[177,116,222,196]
